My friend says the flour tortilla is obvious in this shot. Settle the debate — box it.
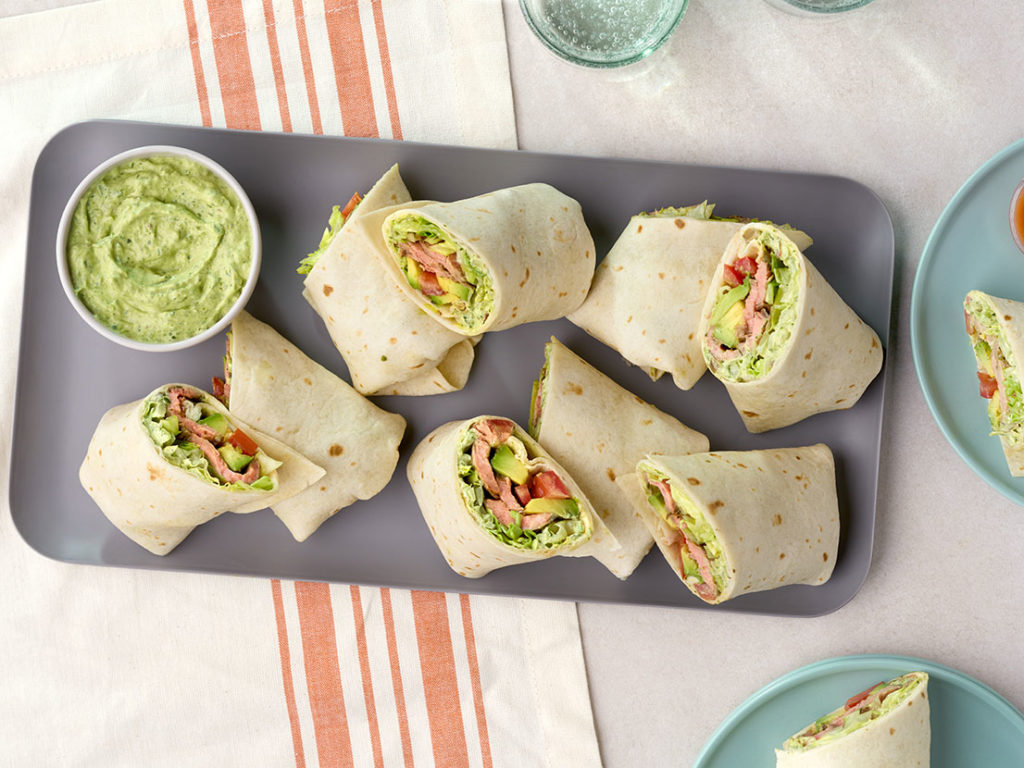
[227,312,406,541]
[79,384,325,555]
[569,211,811,390]
[367,183,595,335]
[407,415,618,578]
[530,337,709,579]
[700,223,882,432]
[302,164,476,395]
[616,444,838,603]
[775,674,930,767]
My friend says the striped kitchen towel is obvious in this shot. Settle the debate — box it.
[0,1,603,766]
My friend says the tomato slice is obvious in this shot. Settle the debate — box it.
[732,256,758,277]
[978,372,998,399]
[845,682,882,710]
[513,484,532,506]
[212,377,226,401]
[228,428,260,456]
[722,264,743,287]
[418,270,445,296]
[340,191,362,220]
[964,309,973,334]
[529,471,570,499]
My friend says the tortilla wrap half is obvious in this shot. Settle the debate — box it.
[302,164,476,396]
[226,311,406,541]
[407,415,619,577]
[963,290,1024,475]
[568,204,811,390]
[528,337,709,579]
[616,444,838,604]
[365,183,595,335]
[775,672,930,767]
[700,222,882,432]
[79,383,325,555]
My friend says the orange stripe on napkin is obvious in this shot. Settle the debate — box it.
[296,582,354,768]
[261,0,293,132]
[292,0,324,135]
[323,0,378,137]
[272,580,308,768]
[380,588,415,768]
[182,0,212,126]
[206,0,261,131]
[349,586,384,768]
[411,591,470,768]
[459,594,494,768]
[370,0,402,140]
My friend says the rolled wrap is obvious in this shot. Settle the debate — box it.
[963,290,1024,475]
[569,204,811,390]
[407,415,618,577]
[79,384,325,555]
[775,672,930,767]
[226,312,406,541]
[302,164,476,396]
[529,337,709,579]
[700,222,882,433]
[616,445,838,604]
[367,183,595,335]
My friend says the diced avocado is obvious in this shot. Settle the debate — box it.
[765,280,778,306]
[429,293,457,306]
[491,444,529,485]
[437,275,471,301]
[712,301,745,348]
[678,544,700,579]
[218,443,253,472]
[198,412,229,437]
[710,280,750,325]
[159,415,179,436]
[403,257,421,290]
[523,497,579,518]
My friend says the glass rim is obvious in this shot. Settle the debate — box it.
[518,0,689,69]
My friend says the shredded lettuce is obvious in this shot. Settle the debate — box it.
[297,204,347,275]
[966,291,1024,444]
[528,343,552,438]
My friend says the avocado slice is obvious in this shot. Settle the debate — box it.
[710,280,750,325]
[712,301,745,348]
[218,443,253,473]
[428,293,457,306]
[198,412,229,437]
[437,275,471,301]
[678,543,700,579]
[491,444,529,485]
[403,257,421,290]
[523,497,579,518]
[159,415,180,437]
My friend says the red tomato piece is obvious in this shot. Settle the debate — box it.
[529,471,571,499]
[228,428,260,456]
[732,256,758,276]
[845,682,883,710]
[340,191,362,220]
[964,309,972,334]
[513,484,532,506]
[978,372,998,399]
[418,270,445,296]
[722,264,743,287]
[211,377,226,401]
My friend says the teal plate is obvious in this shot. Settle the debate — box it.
[911,136,1024,504]
[695,654,1024,767]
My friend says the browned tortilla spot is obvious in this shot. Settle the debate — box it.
[146,463,163,481]
[320,486,326,491]
[642,419,652,426]
[687,477,700,486]
[658,272,665,279]
[674,218,685,229]
[605,468,616,482]
[708,500,723,515]
[637,224,643,233]
[564,382,583,395]
[510,244,516,253]
[871,338,879,348]
[772,514,782,526]
[329,444,344,457]
[890,728,895,735]
[823,552,829,561]
[323,285,334,296]
[742,410,758,417]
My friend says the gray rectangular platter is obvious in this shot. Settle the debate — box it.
[10,119,893,616]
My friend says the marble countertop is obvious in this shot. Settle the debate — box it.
[500,0,1024,764]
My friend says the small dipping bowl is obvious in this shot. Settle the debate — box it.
[1011,178,1024,255]
[56,145,261,352]
[520,0,688,68]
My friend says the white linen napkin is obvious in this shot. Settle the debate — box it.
[0,2,602,765]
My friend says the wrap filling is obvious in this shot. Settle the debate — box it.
[143,385,281,490]
[782,672,927,752]
[385,214,494,332]
[527,342,551,438]
[704,227,800,382]
[638,461,728,602]
[296,192,362,274]
[964,291,1024,445]
[456,418,587,550]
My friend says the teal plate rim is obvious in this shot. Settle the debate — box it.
[910,135,1024,505]
[694,653,1024,766]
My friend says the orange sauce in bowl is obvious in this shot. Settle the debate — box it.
[1012,180,1024,253]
